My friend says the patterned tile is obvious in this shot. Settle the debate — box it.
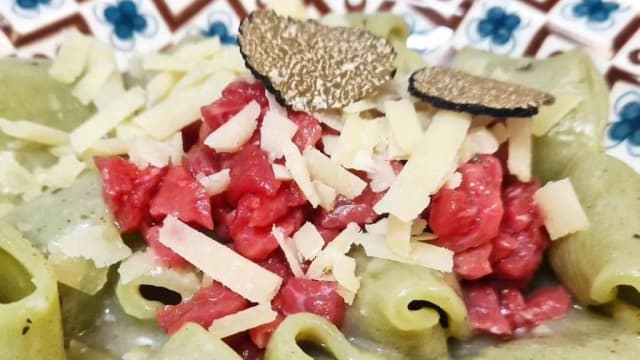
[452,0,547,56]
[0,0,79,34]
[613,26,640,75]
[605,80,640,172]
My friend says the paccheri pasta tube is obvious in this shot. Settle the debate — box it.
[0,221,65,359]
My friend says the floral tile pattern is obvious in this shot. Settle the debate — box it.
[0,0,638,170]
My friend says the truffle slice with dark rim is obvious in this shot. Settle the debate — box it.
[239,10,397,112]
[409,67,554,117]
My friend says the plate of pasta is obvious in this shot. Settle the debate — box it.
[0,1,639,359]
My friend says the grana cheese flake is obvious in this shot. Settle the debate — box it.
[272,164,292,180]
[49,30,91,84]
[0,151,40,199]
[314,111,344,131]
[292,222,325,261]
[458,127,499,164]
[72,61,116,105]
[343,99,377,114]
[260,109,298,160]
[175,38,222,60]
[0,118,69,146]
[367,156,397,193]
[445,171,463,190]
[51,224,131,268]
[204,101,260,153]
[534,178,589,240]
[268,0,308,19]
[384,99,423,156]
[332,115,379,170]
[142,53,196,72]
[313,180,337,211]
[159,216,283,303]
[355,233,453,272]
[365,218,388,235]
[386,216,411,256]
[209,304,277,339]
[272,226,304,278]
[86,138,130,156]
[331,254,359,304]
[197,169,231,196]
[306,223,359,280]
[303,148,366,199]
[93,71,126,110]
[133,87,203,140]
[321,134,340,157]
[411,218,428,235]
[70,87,146,153]
[506,118,532,182]
[146,72,177,107]
[128,133,183,169]
[374,110,471,222]
[283,141,321,207]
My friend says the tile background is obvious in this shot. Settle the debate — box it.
[0,0,638,171]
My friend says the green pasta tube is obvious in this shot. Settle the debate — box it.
[344,256,469,360]
[3,173,130,295]
[0,220,65,360]
[266,313,382,360]
[151,323,241,360]
[549,152,640,304]
[116,250,200,319]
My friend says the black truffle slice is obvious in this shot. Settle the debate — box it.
[409,67,554,117]
[238,10,396,112]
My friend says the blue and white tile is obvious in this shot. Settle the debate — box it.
[605,80,640,172]
[613,27,640,76]
[164,0,195,14]
[452,0,546,56]
[172,1,240,45]
[388,1,455,65]
[79,0,172,66]
[548,0,635,57]
[405,0,467,17]
[0,0,78,34]
[535,31,611,72]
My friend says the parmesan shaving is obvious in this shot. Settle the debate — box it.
[87,138,130,156]
[367,156,397,193]
[292,222,325,261]
[445,171,463,189]
[70,87,146,153]
[142,53,196,72]
[175,38,222,60]
[204,101,260,153]
[355,233,453,272]
[0,151,40,199]
[332,116,379,170]
[321,134,340,157]
[458,127,499,164]
[313,180,337,211]
[506,118,532,182]
[365,218,388,235]
[196,169,231,196]
[260,109,298,160]
[386,216,411,256]
[51,224,131,268]
[133,87,202,140]
[332,254,359,292]
[532,92,582,136]
[93,72,126,110]
[272,226,304,278]
[283,141,320,208]
[72,61,115,105]
[303,148,366,199]
[374,110,471,222]
[49,30,91,83]
[411,219,428,235]
[268,0,307,19]
[272,164,292,180]
[209,304,277,339]
[534,178,589,240]
[306,223,359,279]
[0,118,69,146]
[384,99,423,156]
[159,216,282,303]
[128,133,183,169]
[314,111,344,131]
[146,72,177,106]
